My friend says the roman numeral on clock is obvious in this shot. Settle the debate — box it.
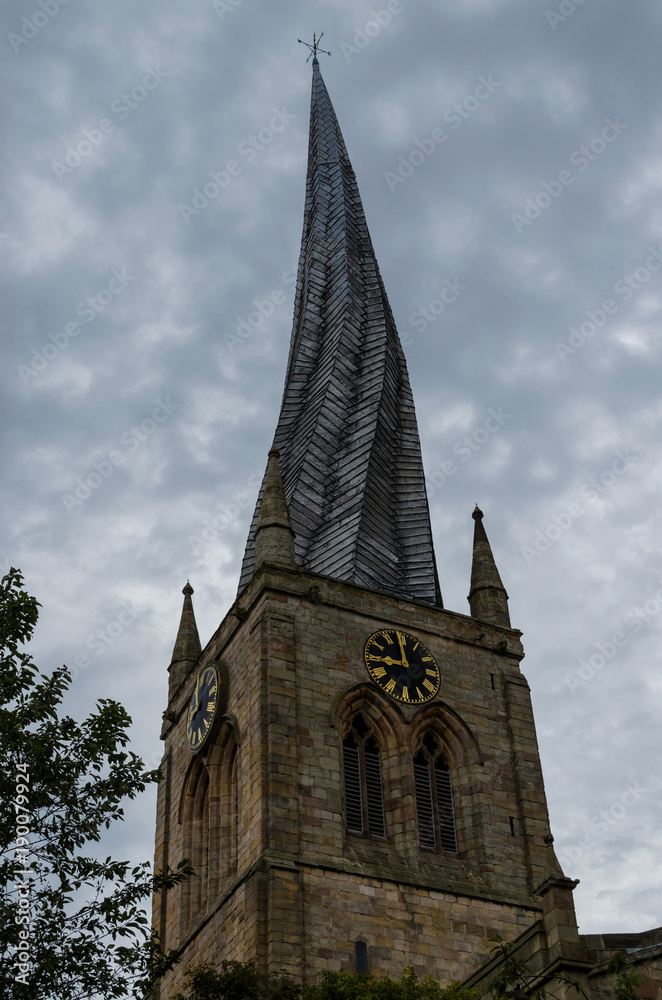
[364,629,440,705]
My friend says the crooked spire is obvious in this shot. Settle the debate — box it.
[239,60,441,606]
[468,507,511,628]
[168,582,202,697]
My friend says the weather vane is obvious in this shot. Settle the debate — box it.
[298,31,331,62]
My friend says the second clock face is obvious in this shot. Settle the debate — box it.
[364,629,441,705]
[187,663,219,752]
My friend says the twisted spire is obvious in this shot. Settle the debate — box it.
[239,61,441,605]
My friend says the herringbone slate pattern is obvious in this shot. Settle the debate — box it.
[239,60,441,606]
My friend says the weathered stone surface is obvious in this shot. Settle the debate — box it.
[153,562,554,997]
[168,582,202,699]
[468,506,510,629]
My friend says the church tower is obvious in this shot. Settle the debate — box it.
[152,57,581,997]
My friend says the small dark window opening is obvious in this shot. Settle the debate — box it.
[414,734,458,852]
[509,816,516,836]
[355,940,368,973]
[342,714,386,838]
[490,673,495,689]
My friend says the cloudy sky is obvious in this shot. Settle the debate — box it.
[3,0,661,939]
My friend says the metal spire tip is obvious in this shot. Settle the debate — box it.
[297,31,331,62]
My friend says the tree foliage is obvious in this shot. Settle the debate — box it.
[171,960,483,1000]
[0,568,189,999]
[488,936,587,1000]
[607,951,643,1000]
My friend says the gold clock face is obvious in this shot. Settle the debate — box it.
[186,663,219,752]
[364,629,440,705]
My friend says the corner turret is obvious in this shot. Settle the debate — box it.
[468,506,511,628]
[254,448,296,570]
[168,582,202,699]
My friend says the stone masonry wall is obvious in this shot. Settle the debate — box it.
[153,563,561,997]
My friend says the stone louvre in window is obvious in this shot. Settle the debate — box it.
[343,738,363,834]
[414,733,458,852]
[342,714,386,838]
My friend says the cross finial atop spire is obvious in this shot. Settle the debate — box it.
[297,31,331,63]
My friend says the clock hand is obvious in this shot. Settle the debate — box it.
[370,655,404,667]
[396,632,409,668]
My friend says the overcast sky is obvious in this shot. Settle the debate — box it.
[3,0,661,939]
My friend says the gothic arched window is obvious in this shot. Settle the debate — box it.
[218,740,238,881]
[180,724,239,932]
[413,732,457,852]
[181,760,210,924]
[206,725,239,902]
[342,713,386,838]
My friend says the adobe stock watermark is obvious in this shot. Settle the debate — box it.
[13,762,32,984]
[520,449,639,565]
[564,584,662,694]
[8,0,74,54]
[61,397,179,513]
[223,266,297,353]
[559,773,662,869]
[426,407,511,499]
[556,244,662,362]
[385,75,501,193]
[188,468,263,555]
[340,0,413,63]
[51,67,170,181]
[145,748,168,771]
[511,117,628,234]
[546,0,589,31]
[17,268,135,386]
[400,278,466,348]
[179,108,296,224]
[211,0,244,19]
[67,603,141,680]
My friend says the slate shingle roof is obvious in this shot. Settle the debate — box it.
[238,59,442,606]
